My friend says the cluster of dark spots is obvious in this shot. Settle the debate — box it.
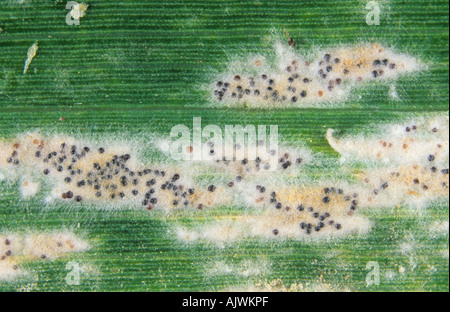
[213,70,314,104]
[61,191,73,199]
[1,249,12,260]
[5,147,20,165]
[300,222,312,235]
[405,125,417,132]
[372,69,384,78]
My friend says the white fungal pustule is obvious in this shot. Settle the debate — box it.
[327,114,449,164]
[211,42,422,108]
[0,232,89,281]
[0,132,231,211]
[19,178,40,199]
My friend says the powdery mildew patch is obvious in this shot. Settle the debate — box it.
[175,183,371,246]
[210,42,422,108]
[226,278,350,292]
[0,132,231,211]
[327,114,449,207]
[0,232,89,282]
[205,259,271,278]
[327,114,449,164]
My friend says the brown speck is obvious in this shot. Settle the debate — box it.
[318,90,324,97]
[59,116,66,121]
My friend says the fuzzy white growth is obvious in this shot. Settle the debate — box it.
[175,212,371,246]
[21,232,90,260]
[0,261,26,282]
[205,259,271,278]
[389,84,399,100]
[429,221,449,235]
[226,278,350,292]
[210,42,423,108]
[328,114,449,207]
[327,114,449,164]
[19,178,40,199]
[0,132,232,211]
[0,231,89,281]
[23,41,38,74]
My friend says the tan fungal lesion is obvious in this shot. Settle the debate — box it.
[328,114,449,205]
[360,164,449,201]
[326,115,449,163]
[246,185,369,236]
[211,42,422,108]
[176,184,371,245]
[2,115,447,244]
[0,232,89,281]
[227,278,349,292]
[0,132,231,211]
